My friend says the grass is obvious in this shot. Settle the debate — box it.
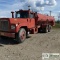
[53,22,60,28]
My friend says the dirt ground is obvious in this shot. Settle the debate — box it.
[0,28,60,60]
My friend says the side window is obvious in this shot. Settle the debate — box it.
[29,13,34,18]
[17,13,20,18]
[16,12,20,18]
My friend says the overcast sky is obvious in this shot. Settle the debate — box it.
[0,0,59,20]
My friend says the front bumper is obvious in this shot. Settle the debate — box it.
[0,32,15,38]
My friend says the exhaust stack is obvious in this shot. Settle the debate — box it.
[11,11,14,18]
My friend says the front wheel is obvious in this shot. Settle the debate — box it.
[16,28,26,43]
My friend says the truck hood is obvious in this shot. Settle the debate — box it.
[0,18,27,24]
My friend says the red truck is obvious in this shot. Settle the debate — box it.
[0,9,55,43]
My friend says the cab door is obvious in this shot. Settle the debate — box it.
[28,13,35,28]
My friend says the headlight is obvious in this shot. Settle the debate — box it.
[11,25,15,30]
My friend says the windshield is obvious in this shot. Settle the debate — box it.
[16,11,29,18]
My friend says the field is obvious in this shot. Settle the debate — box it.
[53,22,60,28]
[0,28,60,60]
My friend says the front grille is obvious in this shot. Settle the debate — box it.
[0,20,9,31]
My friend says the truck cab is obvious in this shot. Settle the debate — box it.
[0,9,37,43]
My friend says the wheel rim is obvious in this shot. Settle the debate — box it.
[46,28,48,32]
[46,26,48,32]
[19,31,26,41]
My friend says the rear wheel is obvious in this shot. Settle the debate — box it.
[44,25,48,33]
[48,25,51,32]
[16,28,26,43]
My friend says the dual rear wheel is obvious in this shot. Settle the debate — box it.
[44,25,51,33]
[40,25,51,33]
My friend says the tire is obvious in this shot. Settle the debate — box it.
[26,30,29,38]
[16,28,26,43]
[44,25,48,33]
[48,25,51,32]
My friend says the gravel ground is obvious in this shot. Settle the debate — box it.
[0,28,60,60]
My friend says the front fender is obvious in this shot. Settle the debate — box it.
[16,23,28,33]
